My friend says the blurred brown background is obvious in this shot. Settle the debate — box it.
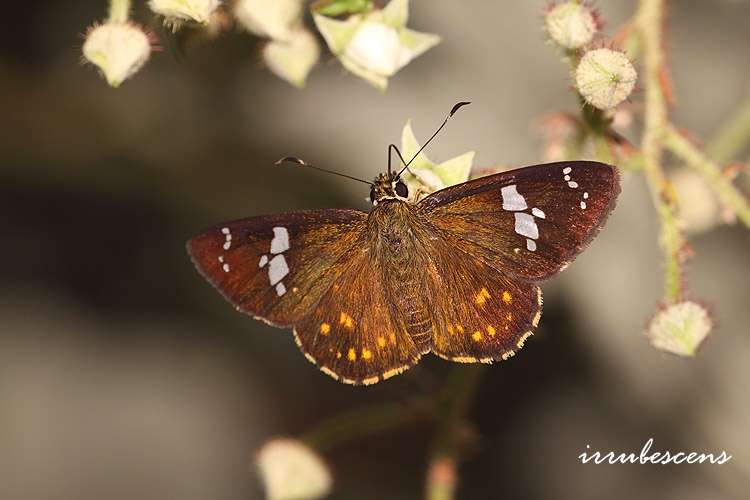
[1,1,749,499]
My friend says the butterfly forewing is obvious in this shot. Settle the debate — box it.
[187,209,366,326]
[420,161,619,281]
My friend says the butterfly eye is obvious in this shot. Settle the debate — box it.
[369,186,377,202]
[395,181,409,198]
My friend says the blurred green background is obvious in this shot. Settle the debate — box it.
[1,1,749,499]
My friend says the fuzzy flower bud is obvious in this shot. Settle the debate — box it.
[263,27,320,88]
[256,438,332,500]
[234,0,304,42]
[82,22,151,88]
[149,0,221,25]
[647,301,712,357]
[575,48,637,110]
[314,0,440,90]
[672,169,720,234]
[545,2,598,49]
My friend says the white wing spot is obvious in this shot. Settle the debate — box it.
[568,181,579,189]
[564,175,571,181]
[501,184,528,211]
[268,254,289,286]
[526,239,537,251]
[275,282,287,296]
[222,263,230,273]
[221,227,232,250]
[531,207,546,219]
[580,201,587,209]
[514,212,539,239]
[218,256,224,263]
[584,191,589,199]
[270,227,290,254]
[221,227,230,234]
[563,166,572,175]
[258,255,268,267]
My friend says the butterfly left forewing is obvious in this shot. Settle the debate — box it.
[187,209,367,326]
[419,161,619,281]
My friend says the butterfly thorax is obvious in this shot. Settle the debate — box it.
[367,200,434,352]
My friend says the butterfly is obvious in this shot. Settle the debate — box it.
[187,104,620,385]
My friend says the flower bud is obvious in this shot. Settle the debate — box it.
[545,2,598,49]
[256,438,332,500]
[82,22,151,88]
[234,0,304,42]
[263,27,320,88]
[148,0,221,25]
[575,48,637,110]
[314,0,439,90]
[672,169,720,234]
[647,301,712,357]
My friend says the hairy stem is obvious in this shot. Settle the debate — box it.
[108,0,131,23]
[636,0,685,304]
[664,126,750,228]
[301,399,433,453]
[705,90,750,165]
[426,366,485,500]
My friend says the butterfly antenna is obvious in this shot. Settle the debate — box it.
[275,156,374,186]
[397,101,471,177]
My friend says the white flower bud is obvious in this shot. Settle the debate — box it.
[256,438,332,500]
[672,169,720,234]
[234,0,304,42]
[545,2,598,50]
[82,22,151,88]
[647,301,712,357]
[263,27,320,88]
[149,0,221,25]
[314,0,440,90]
[575,48,637,110]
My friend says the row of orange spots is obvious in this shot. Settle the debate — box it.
[471,325,498,342]
[502,291,512,304]
[345,347,373,362]
[377,334,397,348]
[320,323,331,335]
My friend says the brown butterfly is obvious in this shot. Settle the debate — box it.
[187,103,620,385]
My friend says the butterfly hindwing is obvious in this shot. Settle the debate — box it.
[187,209,367,326]
[420,232,543,362]
[420,161,619,281]
[293,245,423,385]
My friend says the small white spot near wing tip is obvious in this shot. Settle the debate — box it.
[564,175,571,181]
[568,181,579,188]
[275,282,286,296]
[223,242,231,250]
[222,263,230,273]
[221,227,230,234]
[258,255,268,267]
[563,166,572,174]
[526,239,537,251]
[584,191,589,199]
[531,207,546,219]
[580,201,587,209]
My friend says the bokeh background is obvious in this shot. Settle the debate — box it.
[2,1,749,499]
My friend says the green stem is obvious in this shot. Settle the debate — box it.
[426,366,485,500]
[636,0,685,304]
[664,125,750,229]
[705,91,750,165]
[300,399,433,453]
[108,0,131,23]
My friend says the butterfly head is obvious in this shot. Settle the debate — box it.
[370,173,409,206]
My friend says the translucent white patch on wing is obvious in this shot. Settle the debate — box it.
[259,255,268,267]
[501,184,528,211]
[268,254,289,286]
[275,282,287,296]
[270,227,290,254]
[531,207,546,219]
[526,239,537,251]
[514,212,539,239]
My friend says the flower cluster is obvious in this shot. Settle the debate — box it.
[82,0,439,89]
